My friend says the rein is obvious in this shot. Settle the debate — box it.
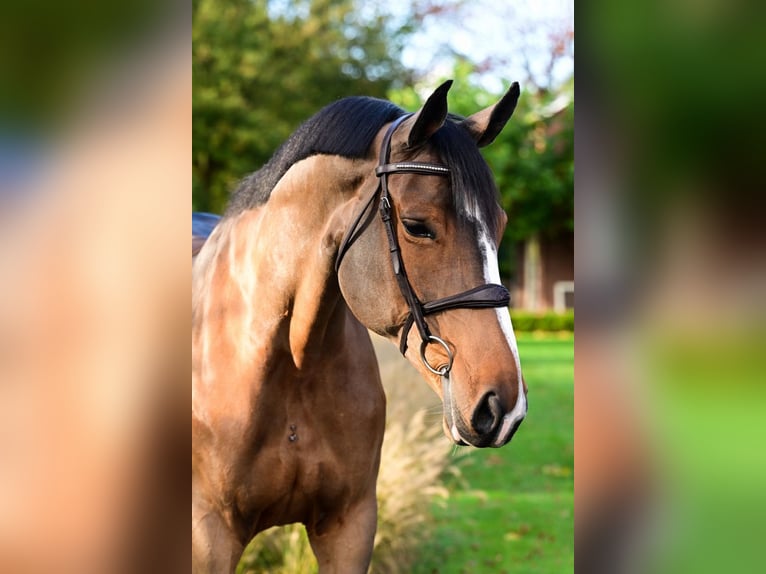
[335,114,510,376]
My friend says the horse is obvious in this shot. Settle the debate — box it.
[192,80,528,573]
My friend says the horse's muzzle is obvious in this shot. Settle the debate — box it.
[447,387,527,448]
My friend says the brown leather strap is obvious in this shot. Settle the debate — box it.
[398,283,510,354]
[335,182,380,274]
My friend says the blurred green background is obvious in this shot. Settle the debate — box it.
[577,1,766,573]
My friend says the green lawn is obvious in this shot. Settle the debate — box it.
[412,333,574,574]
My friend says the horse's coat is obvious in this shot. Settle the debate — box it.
[192,81,527,573]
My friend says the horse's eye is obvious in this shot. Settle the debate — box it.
[402,219,435,239]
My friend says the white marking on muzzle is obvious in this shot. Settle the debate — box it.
[477,231,528,447]
[444,375,477,446]
[450,423,462,443]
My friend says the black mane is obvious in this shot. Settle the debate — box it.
[225,98,501,238]
[225,97,403,215]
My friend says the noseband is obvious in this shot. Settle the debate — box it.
[335,114,511,376]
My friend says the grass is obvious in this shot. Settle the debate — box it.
[411,333,574,574]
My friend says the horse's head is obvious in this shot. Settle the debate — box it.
[336,81,527,448]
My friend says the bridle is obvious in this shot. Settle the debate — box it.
[335,114,511,376]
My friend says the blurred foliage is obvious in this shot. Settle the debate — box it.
[577,2,766,571]
[0,0,161,129]
[585,0,766,194]
[192,0,414,212]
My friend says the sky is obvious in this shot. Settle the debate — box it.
[399,0,574,93]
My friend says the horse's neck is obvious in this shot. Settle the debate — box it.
[193,157,365,380]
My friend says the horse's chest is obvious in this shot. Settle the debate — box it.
[247,422,378,531]
[218,362,385,532]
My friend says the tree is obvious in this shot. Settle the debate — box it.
[193,0,414,213]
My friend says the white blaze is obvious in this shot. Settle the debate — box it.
[477,231,528,446]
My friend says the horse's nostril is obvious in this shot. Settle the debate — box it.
[472,392,503,436]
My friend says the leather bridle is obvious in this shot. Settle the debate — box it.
[335,114,511,376]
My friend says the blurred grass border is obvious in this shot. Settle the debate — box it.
[511,309,574,332]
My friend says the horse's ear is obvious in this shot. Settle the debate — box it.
[460,82,520,147]
[406,79,453,149]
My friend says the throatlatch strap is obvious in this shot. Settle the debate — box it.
[335,183,380,274]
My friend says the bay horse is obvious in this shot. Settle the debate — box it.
[192,80,527,573]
